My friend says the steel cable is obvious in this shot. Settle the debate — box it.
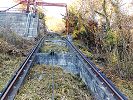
[51,50,55,100]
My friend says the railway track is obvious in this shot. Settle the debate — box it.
[0,36,45,100]
[64,37,127,100]
[0,33,127,100]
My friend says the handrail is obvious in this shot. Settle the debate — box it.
[25,13,32,37]
[30,14,35,37]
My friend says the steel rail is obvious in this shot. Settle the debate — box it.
[51,51,55,100]
[0,33,127,100]
[64,38,127,100]
[0,36,45,100]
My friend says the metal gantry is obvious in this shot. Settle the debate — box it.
[21,0,69,35]
[0,0,69,35]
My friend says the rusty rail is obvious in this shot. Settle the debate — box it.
[64,37,127,100]
[0,36,44,100]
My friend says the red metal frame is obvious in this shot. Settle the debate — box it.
[20,0,69,34]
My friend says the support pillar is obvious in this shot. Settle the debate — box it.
[26,0,30,13]
[66,5,69,35]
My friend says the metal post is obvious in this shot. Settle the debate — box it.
[66,5,69,35]
[51,51,55,100]
[33,0,37,15]
[26,0,30,13]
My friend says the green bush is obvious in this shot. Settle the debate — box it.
[105,30,118,45]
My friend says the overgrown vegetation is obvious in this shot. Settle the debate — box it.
[0,53,23,91]
[15,65,93,100]
[41,34,69,53]
[41,41,68,53]
[73,40,93,58]
[0,26,34,56]
[0,37,22,92]
[0,26,34,92]
[67,0,133,99]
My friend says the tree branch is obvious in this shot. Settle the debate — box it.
[94,10,105,17]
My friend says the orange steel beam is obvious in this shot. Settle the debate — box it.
[36,2,66,7]
[20,1,66,7]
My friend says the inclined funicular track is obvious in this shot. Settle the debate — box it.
[0,36,45,100]
[0,33,127,100]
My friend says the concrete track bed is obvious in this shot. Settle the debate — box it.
[15,65,93,100]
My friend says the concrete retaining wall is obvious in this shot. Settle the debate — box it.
[0,12,39,38]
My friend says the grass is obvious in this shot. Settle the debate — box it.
[0,53,24,91]
[0,30,34,93]
[73,40,93,58]
[41,41,69,53]
[15,65,93,100]
[115,79,133,100]
[104,69,133,100]
[73,39,133,100]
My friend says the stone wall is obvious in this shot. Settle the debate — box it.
[0,12,39,38]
